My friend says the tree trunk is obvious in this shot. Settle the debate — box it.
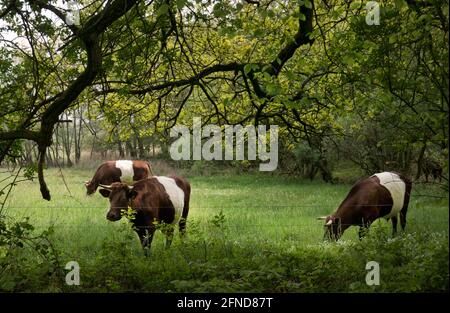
[117,140,125,158]
[136,133,145,159]
[126,140,137,158]
[74,107,83,164]
[415,142,427,180]
[59,112,73,167]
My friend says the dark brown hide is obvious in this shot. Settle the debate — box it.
[100,176,190,250]
[322,172,412,240]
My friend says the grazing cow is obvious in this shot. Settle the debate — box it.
[99,176,191,250]
[85,160,153,195]
[318,172,412,240]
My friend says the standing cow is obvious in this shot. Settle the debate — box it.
[85,160,153,195]
[318,172,412,240]
[99,176,191,250]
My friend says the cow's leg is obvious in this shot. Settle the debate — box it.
[400,183,412,231]
[391,216,398,236]
[358,219,371,239]
[400,207,408,231]
[358,226,370,239]
[136,226,155,252]
[179,217,187,237]
[179,186,190,238]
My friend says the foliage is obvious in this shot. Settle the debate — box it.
[0,216,61,292]
[1,1,447,192]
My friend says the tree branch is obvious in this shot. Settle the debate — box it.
[100,62,245,95]
[267,1,315,76]
[0,0,141,200]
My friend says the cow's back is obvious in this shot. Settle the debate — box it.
[94,161,122,183]
[372,172,406,218]
[335,176,393,221]
[132,160,153,181]
[132,176,188,225]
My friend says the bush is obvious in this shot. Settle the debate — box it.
[0,212,447,292]
[0,216,62,292]
[61,222,448,292]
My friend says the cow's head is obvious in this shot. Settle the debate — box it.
[85,180,96,196]
[99,182,137,221]
[317,215,342,241]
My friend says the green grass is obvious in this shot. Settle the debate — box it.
[0,168,448,292]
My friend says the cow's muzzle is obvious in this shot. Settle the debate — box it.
[106,212,121,221]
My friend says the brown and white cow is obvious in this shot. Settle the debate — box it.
[318,172,412,240]
[98,176,191,250]
[85,160,153,195]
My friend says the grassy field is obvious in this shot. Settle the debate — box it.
[0,167,448,292]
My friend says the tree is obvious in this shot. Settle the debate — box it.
[1,0,448,200]
[0,0,140,199]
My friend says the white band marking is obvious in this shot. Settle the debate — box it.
[115,160,134,183]
[155,176,185,224]
[373,172,406,218]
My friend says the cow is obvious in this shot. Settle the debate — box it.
[98,176,191,251]
[85,160,153,195]
[317,172,412,241]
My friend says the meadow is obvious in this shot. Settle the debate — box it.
[0,167,448,292]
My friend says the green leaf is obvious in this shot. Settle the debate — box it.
[244,64,252,75]
[213,3,226,18]
[254,28,264,38]
[394,0,407,9]
[342,55,355,66]
[157,3,169,16]
[350,2,362,10]
[176,0,187,10]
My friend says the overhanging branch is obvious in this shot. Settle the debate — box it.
[0,0,141,200]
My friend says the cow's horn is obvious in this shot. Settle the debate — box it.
[317,216,328,220]
[99,184,112,190]
[325,220,333,226]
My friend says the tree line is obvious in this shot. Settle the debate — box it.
[0,0,448,199]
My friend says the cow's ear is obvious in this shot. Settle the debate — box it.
[99,189,111,198]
